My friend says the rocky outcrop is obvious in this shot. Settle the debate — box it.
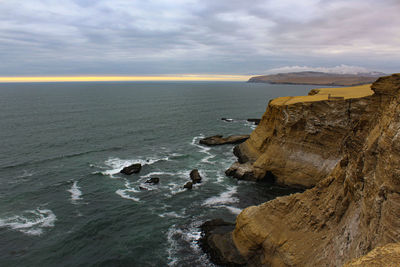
[227,84,373,188]
[120,163,142,175]
[200,135,250,146]
[208,74,400,266]
[145,177,159,184]
[190,169,202,183]
[200,219,246,266]
[247,119,261,125]
[343,243,400,266]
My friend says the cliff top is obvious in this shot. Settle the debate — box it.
[271,84,373,106]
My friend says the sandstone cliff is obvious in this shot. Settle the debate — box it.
[227,84,373,188]
[212,74,400,266]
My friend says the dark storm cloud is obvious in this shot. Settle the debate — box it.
[0,0,399,75]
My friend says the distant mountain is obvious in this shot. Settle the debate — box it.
[248,71,386,86]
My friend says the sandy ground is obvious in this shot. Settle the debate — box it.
[271,84,373,105]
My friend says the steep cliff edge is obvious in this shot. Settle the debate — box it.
[227,84,373,188]
[213,74,400,266]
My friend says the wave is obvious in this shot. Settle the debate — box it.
[190,135,216,164]
[68,181,82,204]
[159,211,185,218]
[115,180,140,202]
[100,156,169,177]
[166,222,212,267]
[202,186,239,206]
[0,208,56,236]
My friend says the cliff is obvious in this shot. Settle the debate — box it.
[226,84,373,188]
[248,71,382,86]
[207,74,400,266]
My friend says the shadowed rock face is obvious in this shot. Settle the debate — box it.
[210,74,400,266]
[227,84,373,188]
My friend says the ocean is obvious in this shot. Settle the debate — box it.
[0,81,316,266]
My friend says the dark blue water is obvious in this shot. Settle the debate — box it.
[0,82,316,266]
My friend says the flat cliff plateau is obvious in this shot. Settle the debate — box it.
[248,71,382,86]
[209,74,400,266]
[226,84,373,188]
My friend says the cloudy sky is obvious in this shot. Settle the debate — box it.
[0,0,399,76]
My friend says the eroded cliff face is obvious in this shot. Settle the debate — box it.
[230,74,400,266]
[227,85,373,188]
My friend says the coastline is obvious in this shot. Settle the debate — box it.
[202,74,400,266]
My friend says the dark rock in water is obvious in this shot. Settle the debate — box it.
[120,163,142,175]
[199,219,246,266]
[139,186,148,191]
[190,169,202,184]
[199,135,250,146]
[183,181,193,190]
[145,177,160,184]
[221,118,234,122]
[247,118,261,125]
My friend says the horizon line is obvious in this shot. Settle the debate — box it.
[0,75,252,83]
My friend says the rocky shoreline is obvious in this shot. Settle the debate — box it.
[202,74,400,266]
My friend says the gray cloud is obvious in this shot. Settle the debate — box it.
[0,0,399,75]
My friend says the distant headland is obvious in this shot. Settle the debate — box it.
[248,71,386,86]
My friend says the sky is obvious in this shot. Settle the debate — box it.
[0,0,399,78]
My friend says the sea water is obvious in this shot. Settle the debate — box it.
[0,81,317,266]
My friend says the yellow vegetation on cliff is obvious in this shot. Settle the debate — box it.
[271,84,373,105]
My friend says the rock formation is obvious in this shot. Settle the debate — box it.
[120,163,142,175]
[205,74,400,266]
[200,135,250,146]
[145,177,160,184]
[227,84,373,188]
[190,169,202,184]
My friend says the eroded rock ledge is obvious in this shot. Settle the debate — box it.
[207,74,400,266]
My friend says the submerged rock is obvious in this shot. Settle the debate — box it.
[221,118,234,122]
[145,177,160,184]
[199,135,249,146]
[120,163,142,175]
[183,181,193,190]
[190,169,202,184]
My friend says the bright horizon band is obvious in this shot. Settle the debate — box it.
[0,75,252,83]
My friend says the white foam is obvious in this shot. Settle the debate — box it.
[202,186,239,206]
[140,171,174,179]
[166,222,210,266]
[0,208,56,236]
[102,156,168,177]
[159,211,185,218]
[68,181,82,204]
[115,189,140,202]
[190,135,215,164]
[224,206,243,215]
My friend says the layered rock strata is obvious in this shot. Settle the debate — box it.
[208,74,400,266]
[227,84,373,188]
